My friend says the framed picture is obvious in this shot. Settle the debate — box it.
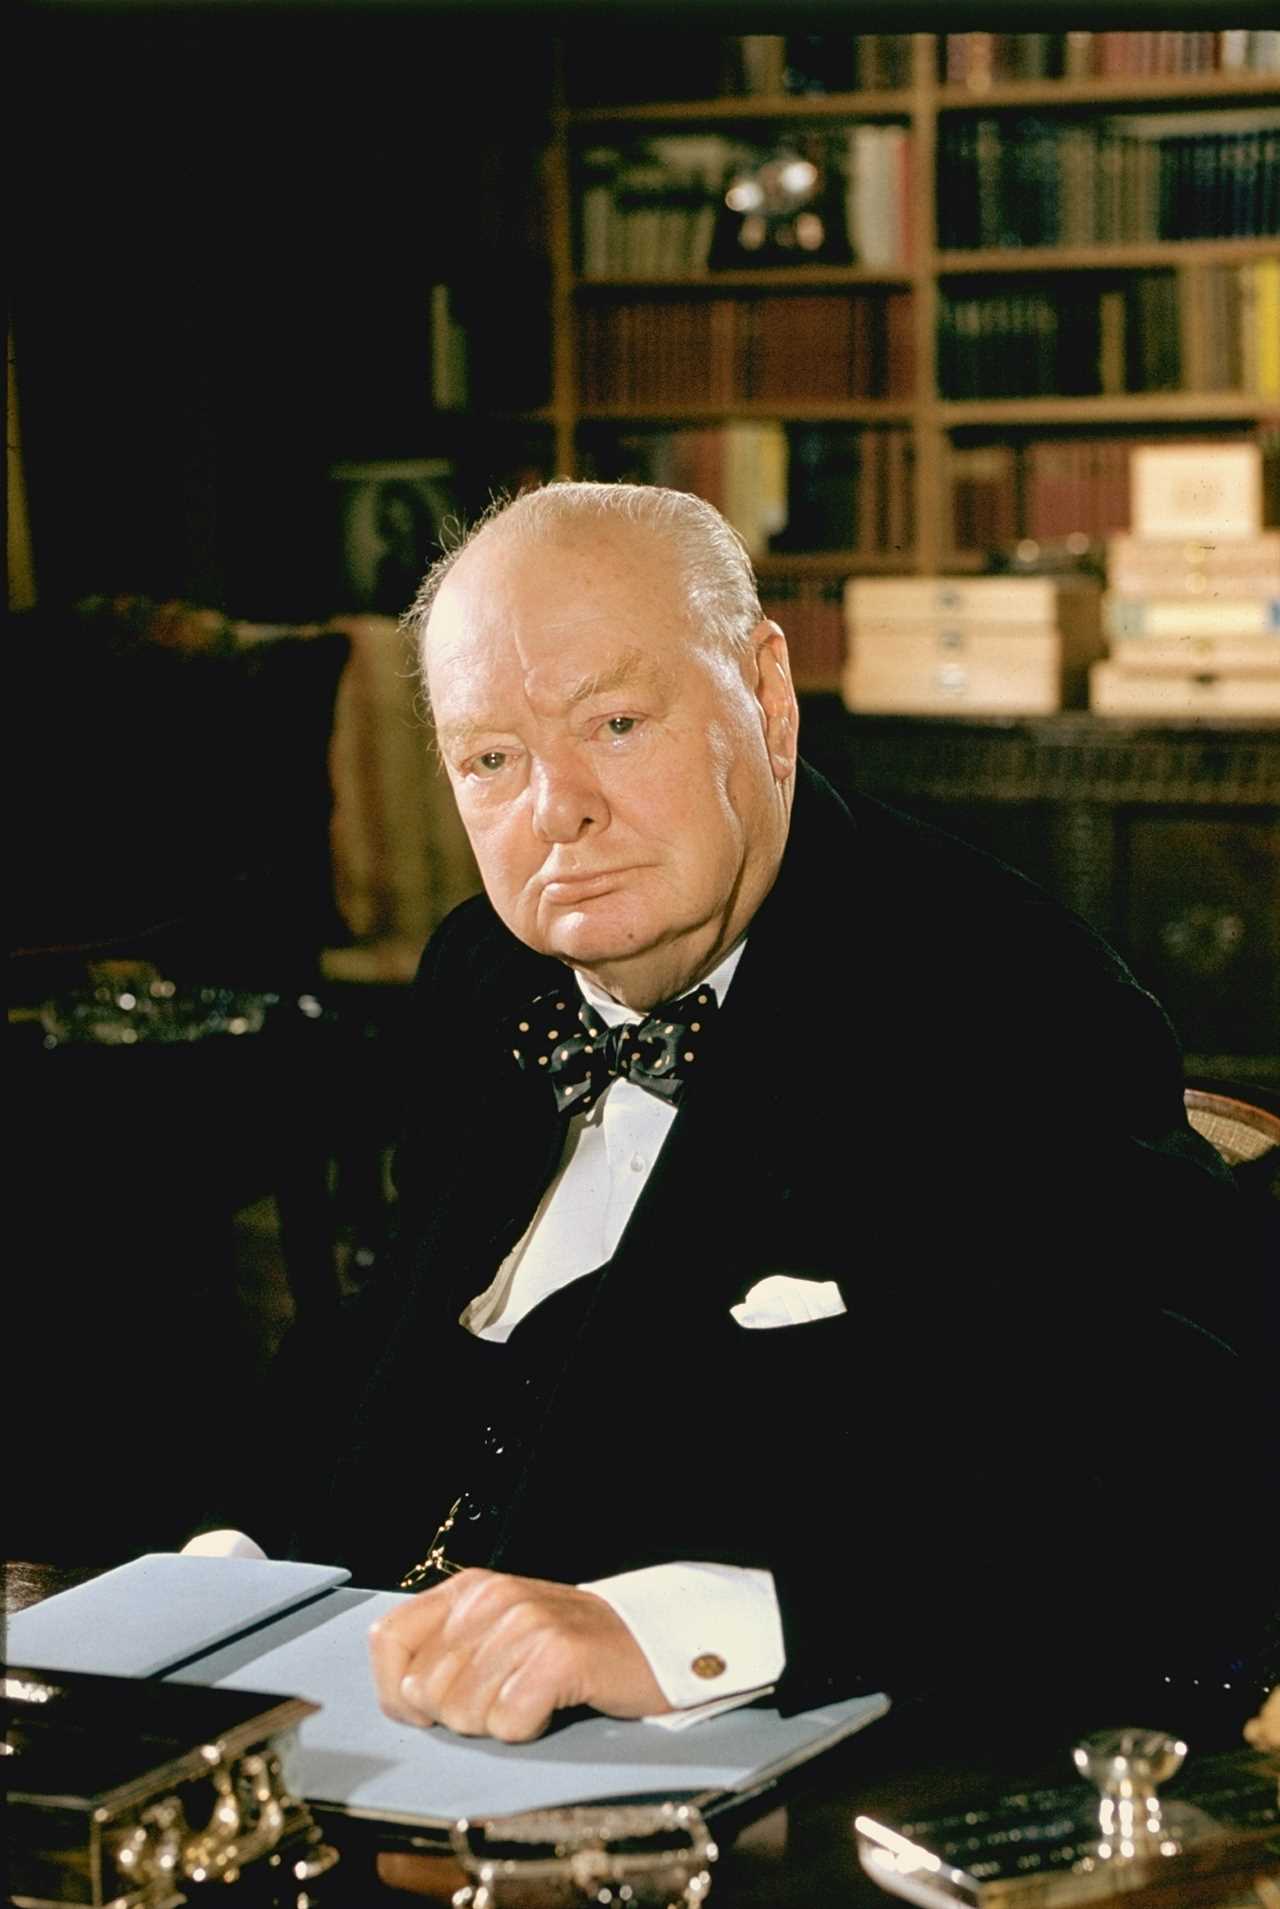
[331,459,455,614]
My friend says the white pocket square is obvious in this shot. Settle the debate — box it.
[730,1275,847,1330]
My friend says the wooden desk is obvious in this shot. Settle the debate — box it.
[7,1563,1272,1909]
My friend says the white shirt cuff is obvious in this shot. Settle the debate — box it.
[180,1528,268,1560]
[582,1562,785,1728]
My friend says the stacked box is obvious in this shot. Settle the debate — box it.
[842,576,1102,716]
[1090,445,1280,717]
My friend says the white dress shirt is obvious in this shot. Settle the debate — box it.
[460,942,786,1723]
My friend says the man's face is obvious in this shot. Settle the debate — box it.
[425,522,797,1007]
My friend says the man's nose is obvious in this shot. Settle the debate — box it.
[530,750,608,843]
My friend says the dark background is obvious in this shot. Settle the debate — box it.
[12,4,556,617]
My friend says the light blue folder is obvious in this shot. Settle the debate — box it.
[7,1556,890,1830]
[5,1555,350,1676]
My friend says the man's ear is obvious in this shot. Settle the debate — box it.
[750,620,799,783]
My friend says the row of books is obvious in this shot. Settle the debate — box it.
[938,277,1186,400]
[937,110,1280,249]
[577,293,915,407]
[940,265,1280,402]
[941,30,1280,87]
[950,433,1280,550]
[757,578,847,688]
[579,422,916,558]
[580,139,731,279]
[578,127,912,280]
[1197,260,1280,395]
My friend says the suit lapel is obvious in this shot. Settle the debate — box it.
[406,935,570,1318]
[576,762,862,1329]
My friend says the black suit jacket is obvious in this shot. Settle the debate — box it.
[269,763,1275,1711]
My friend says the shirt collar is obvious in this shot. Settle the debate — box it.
[576,939,747,1028]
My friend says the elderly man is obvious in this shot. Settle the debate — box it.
[236,482,1269,1743]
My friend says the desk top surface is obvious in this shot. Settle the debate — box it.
[7,1561,1272,1909]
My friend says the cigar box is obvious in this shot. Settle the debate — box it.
[3,1665,332,1909]
[844,627,1070,716]
[1109,634,1280,674]
[1089,661,1280,718]
[843,577,1102,716]
[1130,443,1264,542]
[1106,534,1280,598]
[845,577,1099,628]
[1104,596,1280,640]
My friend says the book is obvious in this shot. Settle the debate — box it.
[6,1555,891,1837]
[1256,257,1280,399]
[949,444,1018,554]
[846,124,911,269]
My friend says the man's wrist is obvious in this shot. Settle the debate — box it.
[580,1562,785,1715]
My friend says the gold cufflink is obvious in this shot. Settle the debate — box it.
[691,1653,727,1680]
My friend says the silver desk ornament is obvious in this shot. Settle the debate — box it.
[856,1723,1280,1907]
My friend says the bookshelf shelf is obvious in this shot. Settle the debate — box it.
[579,401,918,423]
[934,72,1280,111]
[935,238,1280,275]
[935,393,1278,425]
[575,267,915,291]
[567,91,914,127]
[755,550,919,576]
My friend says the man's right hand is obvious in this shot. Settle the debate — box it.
[368,1567,669,1741]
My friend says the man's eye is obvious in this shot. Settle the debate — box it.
[604,716,637,737]
[474,751,508,774]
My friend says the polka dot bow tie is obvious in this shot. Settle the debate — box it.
[509,984,719,1116]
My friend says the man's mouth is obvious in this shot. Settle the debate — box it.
[541,868,634,903]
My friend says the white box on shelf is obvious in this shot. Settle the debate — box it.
[1129,444,1263,543]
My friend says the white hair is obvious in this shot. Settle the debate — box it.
[401,480,764,686]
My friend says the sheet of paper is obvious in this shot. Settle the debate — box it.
[6,1555,350,1677]
[187,1588,889,1824]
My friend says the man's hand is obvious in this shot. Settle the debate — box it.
[368,1569,670,1741]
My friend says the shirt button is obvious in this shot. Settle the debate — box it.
[692,1653,727,1680]
[630,1153,647,1173]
